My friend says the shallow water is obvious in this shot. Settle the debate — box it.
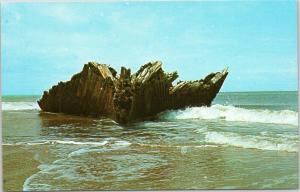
[2,91,299,190]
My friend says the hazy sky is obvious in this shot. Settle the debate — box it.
[1,1,297,95]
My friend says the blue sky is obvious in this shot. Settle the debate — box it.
[1,1,297,95]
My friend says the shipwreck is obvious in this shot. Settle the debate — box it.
[38,61,228,124]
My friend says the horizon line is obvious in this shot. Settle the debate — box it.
[1,90,299,97]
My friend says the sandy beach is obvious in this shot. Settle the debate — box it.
[2,92,298,190]
[1,1,298,190]
[3,145,40,191]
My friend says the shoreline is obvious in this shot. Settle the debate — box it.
[3,145,40,191]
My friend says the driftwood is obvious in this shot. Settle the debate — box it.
[38,61,228,124]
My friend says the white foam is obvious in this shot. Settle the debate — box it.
[3,140,109,146]
[67,140,131,157]
[205,131,298,152]
[52,140,108,146]
[23,173,43,191]
[2,102,40,111]
[112,140,131,146]
[68,148,102,157]
[23,152,165,191]
[136,143,218,149]
[161,104,298,126]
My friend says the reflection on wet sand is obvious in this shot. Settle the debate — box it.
[3,108,298,190]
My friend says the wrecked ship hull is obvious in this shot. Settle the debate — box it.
[38,61,228,124]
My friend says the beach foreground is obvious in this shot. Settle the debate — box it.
[2,92,299,190]
[3,146,39,191]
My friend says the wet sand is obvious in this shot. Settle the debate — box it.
[2,92,299,190]
[3,145,40,191]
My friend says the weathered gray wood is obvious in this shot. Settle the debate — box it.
[38,61,228,124]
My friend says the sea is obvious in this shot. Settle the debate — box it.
[1,91,299,190]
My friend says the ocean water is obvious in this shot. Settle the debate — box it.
[2,91,299,190]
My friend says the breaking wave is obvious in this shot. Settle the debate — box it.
[161,104,298,126]
[2,102,40,111]
[204,131,298,152]
[2,139,129,147]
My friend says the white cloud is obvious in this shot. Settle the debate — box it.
[41,5,87,23]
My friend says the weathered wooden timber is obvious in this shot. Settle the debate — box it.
[38,61,228,124]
